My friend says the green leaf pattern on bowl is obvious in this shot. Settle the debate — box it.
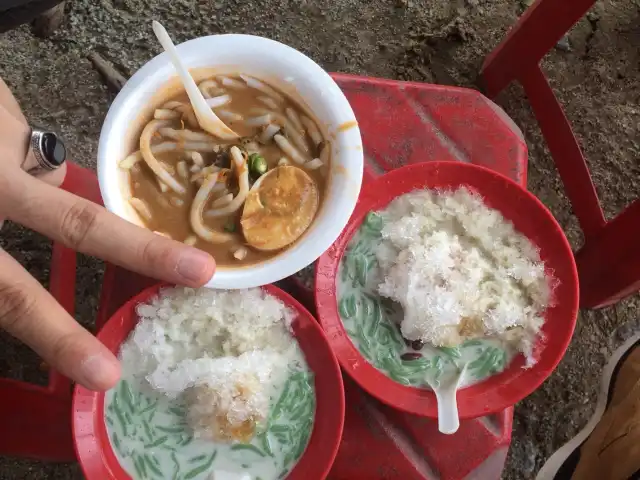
[337,210,513,389]
[105,367,315,480]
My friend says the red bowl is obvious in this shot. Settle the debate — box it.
[315,161,579,419]
[73,283,345,480]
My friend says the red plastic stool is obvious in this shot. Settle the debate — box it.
[287,74,524,479]
[0,74,520,479]
[480,0,640,309]
[0,162,101,462]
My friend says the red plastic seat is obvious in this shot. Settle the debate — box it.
[0,163,101,461]
[480,0,640,308]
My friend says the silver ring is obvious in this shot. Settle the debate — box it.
[25,128,67,177]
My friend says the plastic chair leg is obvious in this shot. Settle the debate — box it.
[518,65,605,238]
[0,381,74,461]
[480,0,596,98]
[576,200,640,308]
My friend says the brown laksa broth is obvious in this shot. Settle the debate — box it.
[120,72,330,267]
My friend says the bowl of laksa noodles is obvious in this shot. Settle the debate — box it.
[73,283,345,480]
[315,162,580,434]
[98,30,363,288]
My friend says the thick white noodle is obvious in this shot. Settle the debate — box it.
[189,171,235,244]
[120,140,221,170]
[205,95,231,108]
[129,198,152,222]
[240,75,285,103]
[154,109,181,120]
[218,76,247,90]
[159,127,214,143]
[245,114,272,127]
[210,193,234,209]
[304,158,324,170]
[140,120,185,194]
[217,110,243,123]
[259,124,281,144]
[253,107,310,154]
[320,141,331,165]
[285,108,304,133]
[190,151,204,166]
[156,178,169,192]
[257,96,279,110]
[301,115,323,147]
[274,134,307,165]
[197,80,220,98]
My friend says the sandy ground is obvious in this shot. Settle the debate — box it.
[0,0,638,478]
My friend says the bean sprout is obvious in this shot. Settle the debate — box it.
[205,146,250,217]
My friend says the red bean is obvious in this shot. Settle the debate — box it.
[401,352,423,361]
[411,340,425,350]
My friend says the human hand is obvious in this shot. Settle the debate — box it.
[0,78,216,391]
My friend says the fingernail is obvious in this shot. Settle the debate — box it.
[175,247,215,286]
[78,353,121,391]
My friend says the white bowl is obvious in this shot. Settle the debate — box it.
[97,34,363,289]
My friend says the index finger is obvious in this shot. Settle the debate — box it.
[0,168,216,287]
[0,248,120,390]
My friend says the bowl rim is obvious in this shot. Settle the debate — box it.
[97,33,363,289]
[72,283,345,480]
[315,161,579,418]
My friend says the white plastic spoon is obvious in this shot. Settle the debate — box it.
[426,363,468,435]
[151,21,239,140]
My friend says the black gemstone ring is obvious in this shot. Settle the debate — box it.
[26,128,67,176]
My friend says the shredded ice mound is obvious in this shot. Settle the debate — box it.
[148,351,290,442]
[375,187,552,364]
[118,287,296,442]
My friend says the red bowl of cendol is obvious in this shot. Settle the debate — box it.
[315,161,579,420]
[73,283,344,480]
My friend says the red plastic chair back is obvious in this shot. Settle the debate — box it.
[480,0,640,308]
